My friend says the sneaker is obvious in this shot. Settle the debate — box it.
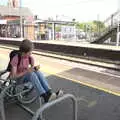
[48,93,56,102]
[56,90,63,98]
[42,91,56,103]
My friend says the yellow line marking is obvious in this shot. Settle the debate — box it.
[0,52,120,97]
[44,69,120,97]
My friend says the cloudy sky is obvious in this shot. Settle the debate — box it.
[0,0,119,22]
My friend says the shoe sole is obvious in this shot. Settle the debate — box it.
[48,93,56,102]
[57,90,64,98]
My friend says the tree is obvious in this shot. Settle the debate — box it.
[76,22,86,30]
[93,20,105,32]
[75,21,105,32]
[55,26,61,32]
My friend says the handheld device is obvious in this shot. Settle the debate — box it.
[34,65,40,70]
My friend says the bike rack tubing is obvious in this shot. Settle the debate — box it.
[17,103,35,115]
[0,84,12,120]
[32,94,78,120]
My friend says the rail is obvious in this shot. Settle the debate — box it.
[0,39,120,70]
[0,83,12,120]
[32,94,77,120]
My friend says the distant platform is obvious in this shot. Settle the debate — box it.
[0,37,120,51]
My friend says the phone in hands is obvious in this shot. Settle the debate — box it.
[34,65,40,71]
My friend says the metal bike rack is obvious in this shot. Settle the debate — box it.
[0,86,77,120]
[17,96,42,116]
[0,81,40,120]
[32,94,78,120]
[0,84,12,120]
[0,77,41,120]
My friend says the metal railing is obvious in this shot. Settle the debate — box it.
[90,10,120,44]
[32,94,77,120]
[0,83,13,120]
[0,87,77,120]
[99,11,120,42]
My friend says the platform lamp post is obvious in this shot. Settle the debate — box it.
[116,0,120,46]
[116,17,120,46]
[72,18,77,41]
[19,0,23,39]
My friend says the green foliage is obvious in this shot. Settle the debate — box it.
[93,20,105,32]
[47,24,52,28]
[75,20,105,32]
[76,22,86,31]
[55,26,61,32]
[93,20,105,28]
[45,20,105,33]
[47,24,61,32]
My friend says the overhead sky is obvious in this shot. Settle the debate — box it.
[0,0,119,22]
[23,0,118,22]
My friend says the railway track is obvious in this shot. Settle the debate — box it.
[0,44,120,72]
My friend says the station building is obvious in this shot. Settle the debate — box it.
[0,0,35,40]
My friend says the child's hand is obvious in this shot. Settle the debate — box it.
[27,67,34,73]
[34,65,40,71]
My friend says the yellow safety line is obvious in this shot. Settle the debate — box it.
[44,69,120,97]
[0,53,120,97]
